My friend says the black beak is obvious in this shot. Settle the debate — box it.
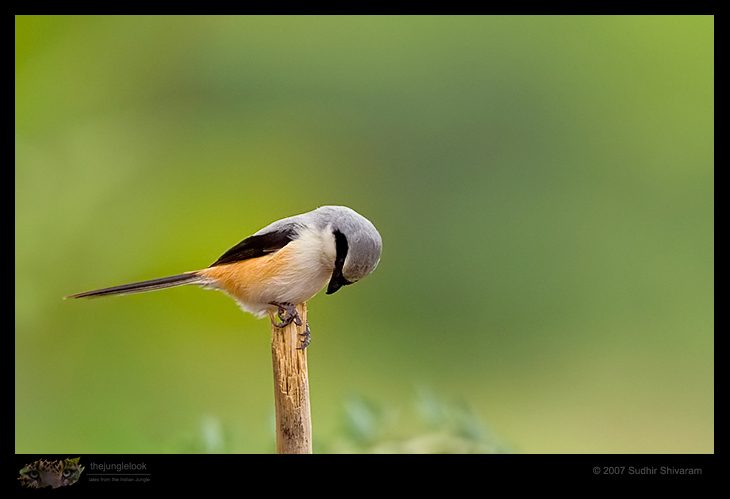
[326,268,351,294]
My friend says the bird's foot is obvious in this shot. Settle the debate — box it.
[269,303,310,349]
[297,320,311,350]
[269,302,303,328]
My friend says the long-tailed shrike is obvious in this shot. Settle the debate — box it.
[66,205,382,348]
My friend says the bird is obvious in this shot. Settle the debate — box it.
[66,206,382,349]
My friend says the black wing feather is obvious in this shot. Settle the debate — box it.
[209,228,295,267]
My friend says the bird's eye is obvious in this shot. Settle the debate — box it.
[29,471,39,479]
[63,469,73,477]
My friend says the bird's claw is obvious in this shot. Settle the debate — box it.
[269,303,311,349]
[297,320,311,350]
[270,302,302,328]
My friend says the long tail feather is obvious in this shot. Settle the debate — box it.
[65,272,202,299]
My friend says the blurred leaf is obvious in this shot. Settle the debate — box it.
[328,389,509,454]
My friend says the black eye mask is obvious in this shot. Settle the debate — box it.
[327,230,351,294]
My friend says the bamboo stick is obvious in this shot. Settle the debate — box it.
[270,302,312,454]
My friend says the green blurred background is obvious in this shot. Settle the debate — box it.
[16,15,713,453]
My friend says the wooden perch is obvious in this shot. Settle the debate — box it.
[270,302,312,454]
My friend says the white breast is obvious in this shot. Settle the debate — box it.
[229,226,337,317]
[273,226,336,303]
